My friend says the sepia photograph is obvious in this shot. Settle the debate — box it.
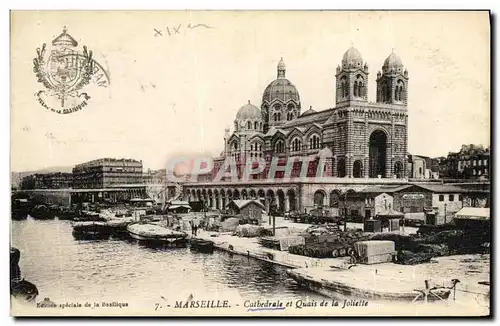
[8,9,491,317]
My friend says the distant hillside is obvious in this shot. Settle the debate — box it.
[11,166,74,188]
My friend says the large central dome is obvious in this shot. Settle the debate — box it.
[262,58,301,105]
[262,78,300,103]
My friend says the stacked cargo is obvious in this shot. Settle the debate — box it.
[354,240,396,264]
[259,235,305,251]
[287,225,368,258]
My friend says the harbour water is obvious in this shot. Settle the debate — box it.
[11,218,325,310]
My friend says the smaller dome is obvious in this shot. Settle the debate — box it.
[301,106,316,116]
[383,52,404,70]
[236,101,262,120]
[342,47,363,68]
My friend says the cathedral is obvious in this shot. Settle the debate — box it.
[184,46,410,212]
[216,46,408,180]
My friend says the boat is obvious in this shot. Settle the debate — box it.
[55,207,80,221]
[11,198,30,220]
[189,238,215,253]
[72,221,112,240]
[127,223,188,246]
[10,247,39,303]
[106,218,135,238]
[29,204,56,220]
[73,210,107,222]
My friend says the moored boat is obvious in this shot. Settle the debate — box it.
[106,218,135,238]
[127,223,188,246]
[29,204,56,220]
[11,198,30,220]
[72,221,112,240]
[190,238,215,253]
[10,247,39,303]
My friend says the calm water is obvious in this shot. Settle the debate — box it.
[11,219,324,309]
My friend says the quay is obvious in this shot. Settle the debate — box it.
[194,216,490,311]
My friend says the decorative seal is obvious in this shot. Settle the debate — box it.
[33,27,110,114]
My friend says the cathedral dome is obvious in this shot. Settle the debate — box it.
[262,58,301,105]
[342,47,363,68]
[236,101,262,120]
[262,79,300,104]
[383,52,404,71]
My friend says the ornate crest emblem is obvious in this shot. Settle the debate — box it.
[33,27,109,114]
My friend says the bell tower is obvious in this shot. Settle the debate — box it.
[335,47,369,107]
[376,51,409,106]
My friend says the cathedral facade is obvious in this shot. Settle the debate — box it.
[183,47,410,212]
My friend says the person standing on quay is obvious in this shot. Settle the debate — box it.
[191,217,199,236]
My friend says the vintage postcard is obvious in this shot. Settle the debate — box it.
[10,10,491,317]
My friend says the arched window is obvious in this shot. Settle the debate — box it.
[233,142,238,151]
[381,85,386,102]
[354,81,358,97]
[309,135,320,149]
[277,113,281,121]
[273,113,277,121]
[254,121,258,129]
[250,144,254,151]
[340,76,348,98]
[275,140,285,153]
[292,138,302,152]
[357,81,363,97]
[247,121,251,129]
[259,122,262,130]
[396,80,405,101]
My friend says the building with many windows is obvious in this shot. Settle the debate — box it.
[72,158,143,189]
[20,172,73,190]
[439,144,490,179]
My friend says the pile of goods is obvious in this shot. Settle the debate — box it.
[220,217,240,232]
[233,224,272,238]
[354,240,395,264]
[259,235,305,251]
[369,226,490,265]
[287,225,368,258]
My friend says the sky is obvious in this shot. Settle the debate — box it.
[10,11,490,172]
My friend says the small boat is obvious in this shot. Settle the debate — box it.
[106,218,135,238]
[190,238,215,253]
[11,198,30,220]
[73,210,107,222]
[56,207,80,221]
[72,221,111,240]
[127,223,188,246]
[29,204,56,220]
[10,247,39,303]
